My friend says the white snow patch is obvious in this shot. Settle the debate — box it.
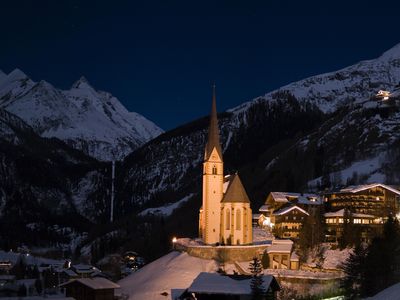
[139,194,194,217]
[118,251,218,300]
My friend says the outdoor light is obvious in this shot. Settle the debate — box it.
[172,237,177,243]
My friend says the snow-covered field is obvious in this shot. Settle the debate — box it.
[366,282,400,299]
[118,251,217,300]
[0,250,63,266]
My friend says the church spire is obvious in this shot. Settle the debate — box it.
[204,84,223,161]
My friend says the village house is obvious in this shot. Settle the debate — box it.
[271,206,309,239]
[323,183,400,217]
[257,192,322,238]
[60,277,120,300]
[181,272,280,300]
[324,209,378,242]
[265,239,299,270]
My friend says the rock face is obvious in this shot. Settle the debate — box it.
[0,69,163,161]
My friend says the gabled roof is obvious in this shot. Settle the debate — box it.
[60,277,120,290]
[188,272,280,295]
[204,85,223,161]
[268,192,322,205]
[221,173,250,203]
[337,183,400,195]
[273,205,309,216]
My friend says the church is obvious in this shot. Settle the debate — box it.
[198,87,253,245]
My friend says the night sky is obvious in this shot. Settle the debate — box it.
[1,1,400,130]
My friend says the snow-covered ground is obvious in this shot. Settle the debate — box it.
[118,251,217,300]
[366,282,400,299]
[139,194,194,217]
[308,154,386,189]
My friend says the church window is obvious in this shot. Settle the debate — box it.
[212,165,217,175]
[226,209,230,230]
[236,210,241,230]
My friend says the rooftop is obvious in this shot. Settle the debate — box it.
[60,277,120,290]
[188,272,279,295]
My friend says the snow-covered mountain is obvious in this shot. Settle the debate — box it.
[0,69,163,160]
[115,42,400,217]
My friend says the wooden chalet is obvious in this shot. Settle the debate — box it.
[60,277,120,300]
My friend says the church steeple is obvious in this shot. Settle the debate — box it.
[204,84,223,161]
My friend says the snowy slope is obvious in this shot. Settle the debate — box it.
[231,43,400,116]
[0,69,163,160]
[118,251,217,300]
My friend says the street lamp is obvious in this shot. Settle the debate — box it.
[172,237,177,250]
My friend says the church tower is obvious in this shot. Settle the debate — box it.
[199,85,224,244]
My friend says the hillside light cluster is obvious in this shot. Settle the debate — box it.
[376,90,391,100]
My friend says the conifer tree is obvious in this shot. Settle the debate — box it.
[249,257,266,300]
[341,243,367,299]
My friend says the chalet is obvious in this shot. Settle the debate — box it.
[271,205,309,239]
[181,272,280,300]
[324,209,380,242]
[265,240,299,270]
[264,192,322,215]
[323,183,400,217]
[60,277,120,300]
[258,192,322,237]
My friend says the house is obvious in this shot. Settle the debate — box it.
[323,183,400,242]
[264,192,322,215]
[265,240,299,270]
[323,183,400,218]
[181,272,280,300]
[60,277,120,300]
[271,205,309,239]
[324,209,380,242]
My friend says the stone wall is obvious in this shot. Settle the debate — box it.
[175,242,269,262]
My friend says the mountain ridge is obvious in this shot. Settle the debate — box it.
[0,69,163,161]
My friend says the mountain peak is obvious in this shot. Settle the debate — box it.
[7,68,29,81]
[379,43,400,60]
[71,76,92,90]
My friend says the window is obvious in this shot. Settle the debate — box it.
[226,209,230,230]
[236,210,241,230]
[212,165,217,175]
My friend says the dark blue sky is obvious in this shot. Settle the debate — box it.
[1,1,400,130]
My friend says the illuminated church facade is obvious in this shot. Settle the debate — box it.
[199,87,253,245]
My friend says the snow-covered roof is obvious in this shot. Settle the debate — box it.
[252,213,262,219]
[188,272,279,295]
[118,251,218,300]
[267,240,293,253]
[269,192,322,205]
[258,205,269,212]
[337,183,400,195]
[273,205,309,216]
[60,277,120,290]
[324,209,375,219]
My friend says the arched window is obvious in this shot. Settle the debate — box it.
[225,209,230,230]
[212,165,217,175]
[236,209,241,230]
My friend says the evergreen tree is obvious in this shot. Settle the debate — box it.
[261,251,270,269]
[341,243,367,299]
[249,257,266,300]
[361,216,400,297]
[339,208,357,250]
